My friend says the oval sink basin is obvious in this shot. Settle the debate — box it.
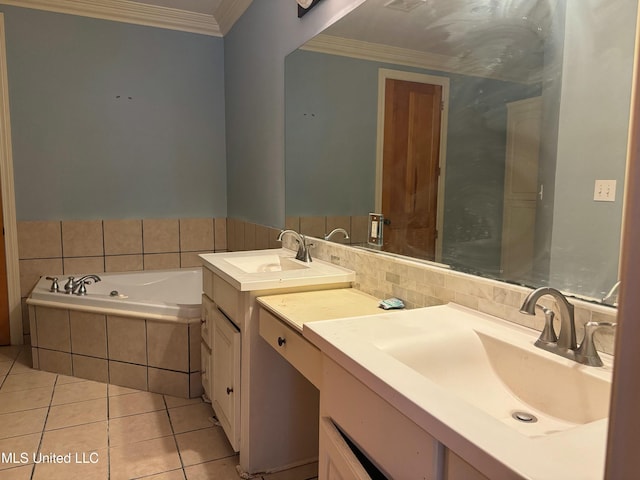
[224,254,310,273]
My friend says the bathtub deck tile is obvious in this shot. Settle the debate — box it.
[70,311,107,359]
[109,360,148,392]
[106,316,147,365]
[72,355,109,384]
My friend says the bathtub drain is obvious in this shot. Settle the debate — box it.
[512,411,538,423]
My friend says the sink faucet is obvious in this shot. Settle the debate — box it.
[64,274,102,296]
[520,287,577,356]
[277,230,313,262]
[520,286,615,367]
[324,228,350,242]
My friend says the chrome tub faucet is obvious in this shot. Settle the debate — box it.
[64,274,102,296]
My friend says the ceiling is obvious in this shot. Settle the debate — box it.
[0,0,254,36]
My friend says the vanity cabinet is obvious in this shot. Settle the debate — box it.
[199,253,354,476]
[201,268,241,452]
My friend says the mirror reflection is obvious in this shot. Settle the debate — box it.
[285,0,636,302]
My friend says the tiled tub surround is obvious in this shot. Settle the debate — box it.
[17,217,227,344]
[26,268,204,398]
[28,306,203,399]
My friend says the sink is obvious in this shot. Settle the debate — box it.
[305,303,612,438]
[224,254,310,273]
[199,249,355,291]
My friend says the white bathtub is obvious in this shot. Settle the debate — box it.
[27,268,202,321]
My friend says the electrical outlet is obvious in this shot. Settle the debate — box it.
[594,180,616,202]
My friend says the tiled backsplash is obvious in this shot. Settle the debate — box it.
[229,218,618,357]
[17,217,227,344]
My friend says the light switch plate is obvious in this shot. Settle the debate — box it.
[594,179,616,202]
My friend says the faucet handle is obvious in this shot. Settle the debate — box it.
[575,322,616,367]
[45,276,59,293]
[534,305,558,346]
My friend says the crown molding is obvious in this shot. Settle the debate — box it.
[0,0,222,36]
[301,34,532,83]
[214,0,252,36]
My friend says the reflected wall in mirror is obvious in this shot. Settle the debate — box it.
[285,0,637,302]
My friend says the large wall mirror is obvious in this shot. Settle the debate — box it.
[285,0,637,303]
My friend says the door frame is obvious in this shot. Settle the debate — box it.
[375,68,449,262]
[0,14,23,345]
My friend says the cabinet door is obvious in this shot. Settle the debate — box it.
[212,306,241,452]
[319,417,372,480]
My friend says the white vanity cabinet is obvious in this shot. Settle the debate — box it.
[199,250,355,476]
[201,267,242,452]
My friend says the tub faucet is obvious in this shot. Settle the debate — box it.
[324,228,350,241]
[520,287,577,357]
[601,280,621,307]
[277,229,313,262]
[65,275,102,296]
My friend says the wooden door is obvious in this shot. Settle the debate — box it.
[0,189,8,345]
[500,97,542,282]
[382,79,442,261]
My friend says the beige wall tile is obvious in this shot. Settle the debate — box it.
[22,300,30,336]
[226,218,236,251]
[38,349,72,376]
[180,252,209,268]
[254,224,270,250]
[62,220,104,257]
[105,254,144,272]
[285,216,300,231]
[269,227,282,249]
[109,361,148,391]
[107,316,147,365]
[35,307,70,352]
[300,216,326,238]
[180,218,214,252]
[148,368,189,398]
[147,321,189,372]
[70,311,107,358]
[19,258,63,297]
[350,215,369,244]
[31,347,39,369]
[17,221,62,259]
[190,373,203,398]
[104,219,142,255]
[63,256,104,275]
[243,222,256,250]
[72,355,108,383]
[144,253,180,270]
[214,218,227,251]
[233,219,245,251]
[143,219,179,253]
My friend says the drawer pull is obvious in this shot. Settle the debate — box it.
[226,387,233,395]
[277,336,286,347]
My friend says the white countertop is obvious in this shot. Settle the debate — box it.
[199,249,355,292]
[304,303,612,480]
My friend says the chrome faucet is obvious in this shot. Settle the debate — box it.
[324,228,350,241]
[520,286,614,367]
[277,230,313,262]
[64,274,102,296]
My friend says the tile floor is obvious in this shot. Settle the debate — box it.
[0,346,318,480]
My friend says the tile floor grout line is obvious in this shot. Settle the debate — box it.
[29,372,59,480]
[162,394,188,478]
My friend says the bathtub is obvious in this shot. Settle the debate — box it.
[28,268,202,321]
[27,268,204,398]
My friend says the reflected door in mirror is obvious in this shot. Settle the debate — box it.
[382,79,442,261]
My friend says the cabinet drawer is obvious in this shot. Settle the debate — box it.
[202,267,214,299]
[213,274,240,323]
[201,295,215,347]
[259,308,321,389]
[201,341,212,401]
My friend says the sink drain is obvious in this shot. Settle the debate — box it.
[512,411,538,423]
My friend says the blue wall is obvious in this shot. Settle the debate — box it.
[224,0,365,227]
[2,6,227,220]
